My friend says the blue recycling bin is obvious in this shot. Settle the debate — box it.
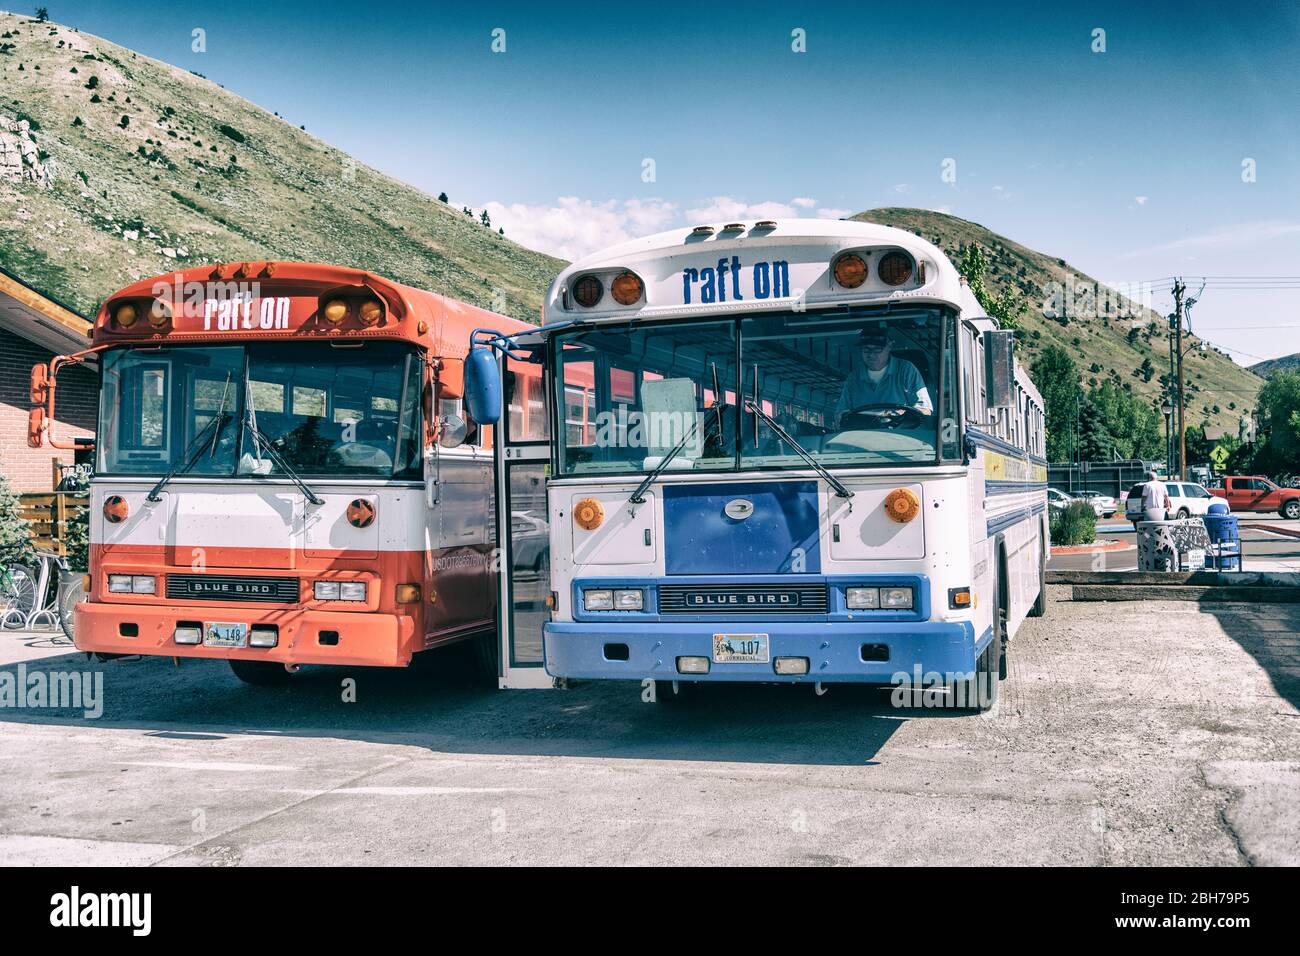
[1202,511,1241,570]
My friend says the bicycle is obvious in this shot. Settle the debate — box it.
[1,562,38,629]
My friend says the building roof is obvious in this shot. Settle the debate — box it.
[0,267,91,355]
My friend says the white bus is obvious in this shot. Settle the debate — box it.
[467,220,1047,709]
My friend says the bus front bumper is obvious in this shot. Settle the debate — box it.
[543,620,988,683]
[75,601,419,668]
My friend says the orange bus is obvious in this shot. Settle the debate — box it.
[28,262,535,685]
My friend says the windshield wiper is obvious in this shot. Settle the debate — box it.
[146,409,232,502]
[146,373,234,502]
[629,415,704,505]
[241,404,324,506]
[743,397,854,499]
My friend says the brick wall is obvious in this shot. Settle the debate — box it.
[0,326,97,491]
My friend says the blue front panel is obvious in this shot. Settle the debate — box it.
[663,480,821,574]
[544,620,989,683]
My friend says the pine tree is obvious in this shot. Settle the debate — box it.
[480,210,491,228]
[0,473,34,568]
[437,192,448,203]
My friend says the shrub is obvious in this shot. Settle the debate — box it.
[1050,501,1097,547]
[0,473,34,568]
[216,123,244,143]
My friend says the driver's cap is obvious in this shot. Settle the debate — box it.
[857,326,890,347]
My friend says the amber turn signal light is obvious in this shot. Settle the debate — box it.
[573,497,604,530]
[396,583,421,604]
[833,253,868,289]
[104,495,129,523]
[322,298,348,324]
[948,587,973,609]
[346,498,376,528]
[148,299,172,328]
[114,303,138,328]
[358,300,382,325]
[610,271,644,306]
[884,487,920,523]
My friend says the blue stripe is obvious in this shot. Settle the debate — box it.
[965,425,1048,466]
[986,502,1046,537]
[985,479,1049,496]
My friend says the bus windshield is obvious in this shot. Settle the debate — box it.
[97,341,423,480]
[553,306,959,477]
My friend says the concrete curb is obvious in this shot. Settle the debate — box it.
[1049,540,1133,555]
[1241,523,1300,539]
[1048,570,1300,586]
[1070,584,1300,603]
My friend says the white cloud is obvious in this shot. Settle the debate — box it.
[481,195,860,259]
[1118,220,1300,260]
[892,184,911,195]
[482,197,678,261]
[1134,196,1149,205]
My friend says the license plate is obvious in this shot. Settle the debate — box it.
[204,622,248,647]
[712,633,769,663]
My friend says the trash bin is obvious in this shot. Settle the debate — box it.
[1137,518,1212,572]
[1202,512,1241,571]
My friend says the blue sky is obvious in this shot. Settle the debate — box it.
[39,0,1300,363]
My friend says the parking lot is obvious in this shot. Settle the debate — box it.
[1,588,1297,866]
[1049,512,1300,573]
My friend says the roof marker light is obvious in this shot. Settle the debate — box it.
[573,275,603,309]
[754,221,777,229]
[878,251,914,286]
[691,225,715,236]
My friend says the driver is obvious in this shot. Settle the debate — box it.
[834,326,932,427]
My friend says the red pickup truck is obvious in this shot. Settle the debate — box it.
[1210,476,1300,519]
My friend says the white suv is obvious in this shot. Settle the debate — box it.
[1126,481,1221,522]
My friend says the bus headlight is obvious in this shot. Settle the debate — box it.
[846,587,880,610]
[880,587,913,609]
[109,574,155,594]
[613,589,644,611]
[314,581,340,600]
[583,589,614,611]
[338,582,367,601]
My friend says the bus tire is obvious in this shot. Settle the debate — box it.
[1027,534,1048,618]
[994,552,1009,681]
[229,659,294,686]
[470,627,499,686]
[1282,499,1300,520]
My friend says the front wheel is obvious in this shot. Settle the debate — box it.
[1177,507,1190,519]
[229,659,294,686]
[1027,539,1048,618]
[58,578,85,641]
[1283,499,1300,520]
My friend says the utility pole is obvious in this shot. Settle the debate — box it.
[1173,279,1186,480]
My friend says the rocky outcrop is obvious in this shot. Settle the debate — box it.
[0,119,53,188]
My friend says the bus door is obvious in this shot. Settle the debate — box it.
[494,352,552,689]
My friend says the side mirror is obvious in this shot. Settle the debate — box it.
[30,363,49,404]
[985,330,1015,408]
[438,413,468,448]
[464,347,502,424]
[27,406,45,448]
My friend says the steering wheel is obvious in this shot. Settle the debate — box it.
[840,403,927,430]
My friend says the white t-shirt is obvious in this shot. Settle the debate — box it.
[1140,479,1168,511]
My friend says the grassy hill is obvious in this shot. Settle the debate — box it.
[1250,355,1300,379]
[0,12,562,322]
[854,208,1264,434]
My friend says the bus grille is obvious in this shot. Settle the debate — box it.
[165,574,300,603]
[658,583,829,615]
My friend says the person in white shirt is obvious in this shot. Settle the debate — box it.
[1140,469,1171,522]
[834,327,932,427]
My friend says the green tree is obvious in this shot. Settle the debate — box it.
[1085,380,1163,460]
[36,7,50,23]
[1253,370,1300,474]
[0,473,34,568]
[1030,345,1081,463]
